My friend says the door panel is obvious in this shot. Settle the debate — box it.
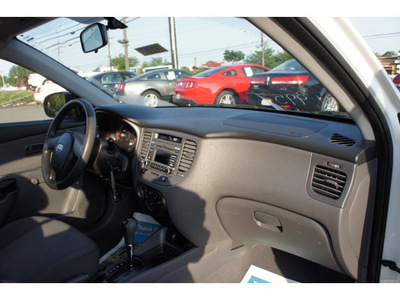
[0,120,107,229]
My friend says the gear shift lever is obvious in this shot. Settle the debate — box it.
[122,217,138,269]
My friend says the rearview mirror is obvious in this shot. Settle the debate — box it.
[80,23,108,53]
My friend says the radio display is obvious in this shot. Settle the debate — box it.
[157,133,182,144]
[154,150,171,165]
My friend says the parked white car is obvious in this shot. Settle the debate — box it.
[28,73,48,89]
[33,82,66,102]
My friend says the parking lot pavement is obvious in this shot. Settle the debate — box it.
[0,102,52,123]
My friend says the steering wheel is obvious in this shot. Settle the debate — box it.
[42,99,96,190]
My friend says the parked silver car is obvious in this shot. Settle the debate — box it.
[114,69,192,106]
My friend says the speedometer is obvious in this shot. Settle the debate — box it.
[115,123,136,152]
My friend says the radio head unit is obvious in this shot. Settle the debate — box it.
[138,130,197,185]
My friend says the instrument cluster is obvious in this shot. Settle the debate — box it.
[97,112,137,154]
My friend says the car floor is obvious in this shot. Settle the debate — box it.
[200,243,353,283]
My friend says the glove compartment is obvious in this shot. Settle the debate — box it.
[216,197,342,274]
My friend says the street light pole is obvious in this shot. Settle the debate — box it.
[169,17,179,69]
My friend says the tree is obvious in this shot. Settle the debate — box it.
[181,66,191,73]
[223,50,245,64]
[382,51,397,57]
[245,45,292,69]
[93,67,100,72]
[110,54,139,70]
[6,65,32,85]
[145,57,171,67]
[149,57,163,66]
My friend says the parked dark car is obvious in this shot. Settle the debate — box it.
[114,68,192,106]
[87,71,136,94]
[246,59,340,112]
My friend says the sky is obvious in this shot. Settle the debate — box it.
[0,2,399,77]
[349,17,400,55]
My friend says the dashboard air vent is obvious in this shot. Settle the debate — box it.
[330,133,355,146]
[312,165,347,200]
[140,132,152,160]
[178,140,197,172]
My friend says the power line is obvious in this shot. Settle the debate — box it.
[363,31,400,39]
[126,17,140,24]
[31,23,83,42]
[43,36,80,51]
[179,41,259,57]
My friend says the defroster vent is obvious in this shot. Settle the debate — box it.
[311,165,347,200]
[330,133,355,146]
[178,140,197,172]
[140,132,152,160]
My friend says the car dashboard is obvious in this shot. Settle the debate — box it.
[93,103,377,281]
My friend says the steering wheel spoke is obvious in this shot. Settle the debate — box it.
[47,136,59,150]
[71,131,85,157]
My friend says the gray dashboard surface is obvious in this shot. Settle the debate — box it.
[97,104,374,164]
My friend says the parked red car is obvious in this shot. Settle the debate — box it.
[173,64,269,105]
[394,74,400,92]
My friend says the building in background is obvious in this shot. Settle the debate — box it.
[378,51,400,77]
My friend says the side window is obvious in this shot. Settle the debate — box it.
[164,71,177,80]
[101,74,113,84]
[101,73,123,84]
[0,60,60,123]
[242,67,255,77]
[222,70,238,76]
[242,66,268,77]
[147,73,162,80]
[124,73,136,80]
[111,74,123,83]
[251,67,269,75]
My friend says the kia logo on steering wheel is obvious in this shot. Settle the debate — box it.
[56,144,64,153]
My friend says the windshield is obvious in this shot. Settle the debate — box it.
[13,17,353,118]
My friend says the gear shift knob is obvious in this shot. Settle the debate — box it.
[122,217,138,245]
[122,217,138,268]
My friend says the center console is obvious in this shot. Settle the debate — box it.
[135,129,198,223]
[97,129,199,282]
[137,130,198,186]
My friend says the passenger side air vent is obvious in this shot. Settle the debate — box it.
[330,133,355,146]
[311,165,347,200]
[178,140,197,172]
[140,132,152,160]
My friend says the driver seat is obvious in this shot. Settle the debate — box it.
[0,216,99,283]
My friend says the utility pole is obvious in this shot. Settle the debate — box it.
[123,18,129,71]
[107,32,112,71]
[168,17,178,69]
[261,32,265,67]
[118,17,130,71]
